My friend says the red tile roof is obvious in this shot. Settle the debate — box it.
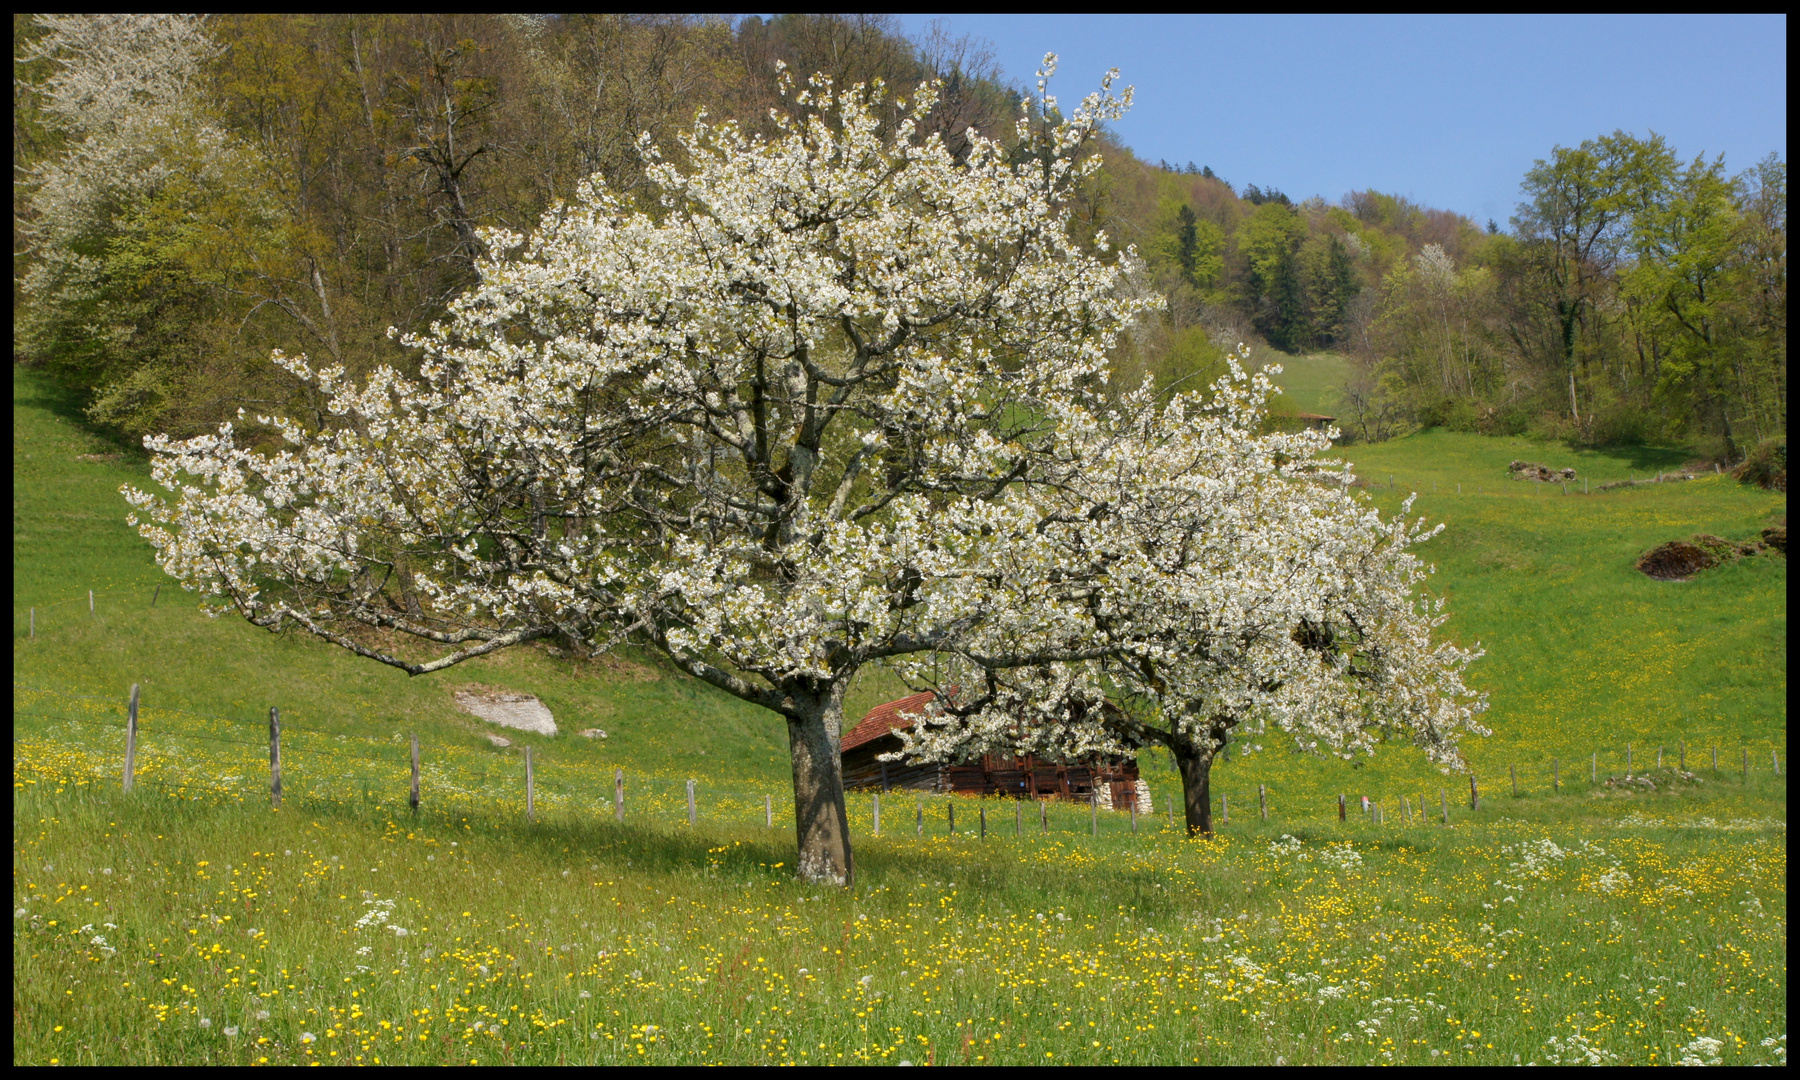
[841,690,938,754]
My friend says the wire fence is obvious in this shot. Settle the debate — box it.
[14,680,1786,843]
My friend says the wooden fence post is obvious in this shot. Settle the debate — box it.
[873,792,881,837]
[29,607,35,638]
[1166,796,1173,829]
[1680,740,1686,770]
[267,706,286,808]
[1774,750,1781,776]
[1259,784,1267,822]
[1510,763,1517,797]
[1338,793,1346,821]
[686,778,696,825]
[765,793,772,829]
[948,800,955,835]
[151,584,160,608]
[979,805,987,840]
[1592,752,1598,783]
[1469,773,1479,810]
[1440,788,1448,825]
[1657,747,1664,769]
[1015,802,1022,837]
[1626,743,1632,773]
[1090,792,1098,836]
[123,684,140,794]
[89,589,94,615]
[1222,794,1229,825]
[1130,799,1137,834]
[1742,747,1749,781]
[916,799,923,836]
[1712,745,1718,771]
[525,746,535,823]
[1553,758,1560,793]
[615,769,625,823]
[1042,798,1050,834]
[409,734,420,812]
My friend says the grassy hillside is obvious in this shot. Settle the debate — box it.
[1261,350,1349,417]
[13,366,1787,814]
[13,364,1787,1066]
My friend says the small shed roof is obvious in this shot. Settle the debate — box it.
[841,690,937,753]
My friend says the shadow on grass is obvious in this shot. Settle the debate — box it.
[14,363,151,462]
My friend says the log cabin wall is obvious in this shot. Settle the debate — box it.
[842,737,1141,809]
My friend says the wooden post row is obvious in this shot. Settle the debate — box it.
[123,684,140,794]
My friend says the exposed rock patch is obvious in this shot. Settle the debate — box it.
[453,684,557,736]
[1508,460,1577,483]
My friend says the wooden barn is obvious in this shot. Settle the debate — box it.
[840,691,1152,813]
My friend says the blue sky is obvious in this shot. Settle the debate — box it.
[896,15,1787,226]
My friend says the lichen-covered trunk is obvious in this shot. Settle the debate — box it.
[786,684,854,887]
[1171,740,1217,837]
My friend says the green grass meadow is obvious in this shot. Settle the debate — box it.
[13,363,1787,1065]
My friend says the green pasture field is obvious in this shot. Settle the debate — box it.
[1261,350,1349,417]
[13,364,1787,1064]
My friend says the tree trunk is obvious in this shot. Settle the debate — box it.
[1170,739,1217,837]
[785,682,855,887]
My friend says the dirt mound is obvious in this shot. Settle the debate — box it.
[1508,460,1577,482]
[1636,542,1719,581]
[1637,530,1781,580]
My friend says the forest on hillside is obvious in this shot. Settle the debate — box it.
[13,14,1787,457]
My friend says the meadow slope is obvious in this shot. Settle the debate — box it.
[14,364,1787,1065]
